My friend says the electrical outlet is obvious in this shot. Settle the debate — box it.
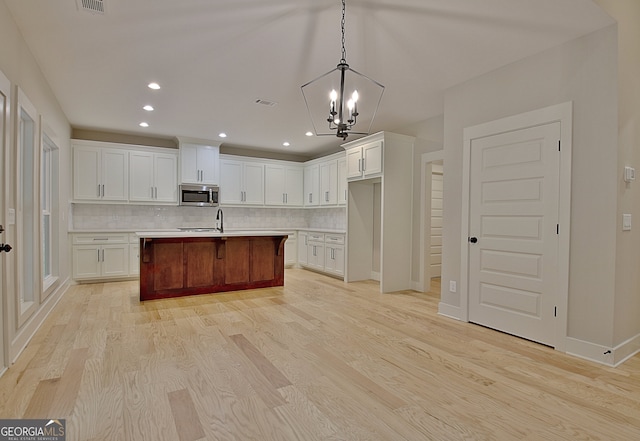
[449,281,457,293]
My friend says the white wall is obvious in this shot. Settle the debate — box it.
[395,115,444,286]
[594,1,640,359]
[0,1,72,361]
[439,25,619,348]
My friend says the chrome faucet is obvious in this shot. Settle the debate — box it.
[215,208,224,233]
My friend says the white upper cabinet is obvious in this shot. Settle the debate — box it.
[304,164,320,206]
[179,142,220,185]
[337,157,347,205]
[73,143,128,202]
[320,160,338,205]
[73,140,179,205]
[345,140,383,180]
[265,163,303,206]
[129,150,178,204]
[219,156,264,205]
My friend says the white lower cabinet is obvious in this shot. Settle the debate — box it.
[72,233,132,281]
[297,232,308,266]
[307,232,325,271]
[297,231,345,279]
[129,234,140,276]
[324,234,345,277]
[284,233,297,266]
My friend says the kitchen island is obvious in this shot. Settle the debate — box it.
[136,230,288,301]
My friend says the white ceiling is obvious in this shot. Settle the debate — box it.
[5,0,613,157]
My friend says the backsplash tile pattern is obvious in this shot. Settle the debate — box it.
[71,204,346,231]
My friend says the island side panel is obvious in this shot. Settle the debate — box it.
[185,239,222,288]
[251,237,276,282]
[224,238,251,285]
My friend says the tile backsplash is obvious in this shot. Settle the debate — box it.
[71,204,346,231]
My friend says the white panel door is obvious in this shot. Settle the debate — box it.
[468,122,560,347]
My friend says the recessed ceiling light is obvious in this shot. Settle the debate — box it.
[139,122,149,127]
[219,133,227,138]
[143,105,154,111]
[305,131,313,137]
[283,142,290,147]
[148,82,160,90]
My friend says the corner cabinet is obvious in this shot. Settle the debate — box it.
[342,132,415,293]
[297,231,345,279]
[304,152,347,207]
[178,141,220,185]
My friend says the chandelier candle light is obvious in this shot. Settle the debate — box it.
[301,0,384,140]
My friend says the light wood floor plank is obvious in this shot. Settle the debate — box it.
[1,270,639,440]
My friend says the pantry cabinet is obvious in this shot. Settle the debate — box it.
[342,131,415,293]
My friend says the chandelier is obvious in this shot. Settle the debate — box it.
[301,0,384,140]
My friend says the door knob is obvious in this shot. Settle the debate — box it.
[468,237,478,244]
[0,243,12,253]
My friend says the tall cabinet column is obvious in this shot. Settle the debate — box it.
[343,131,415,293]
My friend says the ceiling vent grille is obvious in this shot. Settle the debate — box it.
[77,0,105,15]
[255,99,277,107]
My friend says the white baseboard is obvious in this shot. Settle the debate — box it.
[9,277,70,364]
[565,334,640,367]
[437,302,463,321]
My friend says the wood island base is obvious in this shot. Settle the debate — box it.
[139,234,287,301]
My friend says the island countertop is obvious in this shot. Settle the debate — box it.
[136,229,290,239]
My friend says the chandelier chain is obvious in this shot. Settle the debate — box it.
[340,0,347,63]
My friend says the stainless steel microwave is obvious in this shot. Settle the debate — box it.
[179,184,219,207]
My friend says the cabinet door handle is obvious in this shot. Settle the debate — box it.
[102,249,105,262]
[97,185,101,197]
[102,184,105,197]
[97,249,100,261]
[362,158,365,172]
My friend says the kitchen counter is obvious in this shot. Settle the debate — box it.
[136,229,293,238]
[138,231,288,301]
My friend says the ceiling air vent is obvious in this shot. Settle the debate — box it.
[77,0,105,15]
[255,99,277,107]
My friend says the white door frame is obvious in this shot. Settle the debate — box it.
[418,150,444,292]
[0,69,10,372]
[460,102,572,351]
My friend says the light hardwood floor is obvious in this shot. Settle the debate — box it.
[1,269,640,440]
